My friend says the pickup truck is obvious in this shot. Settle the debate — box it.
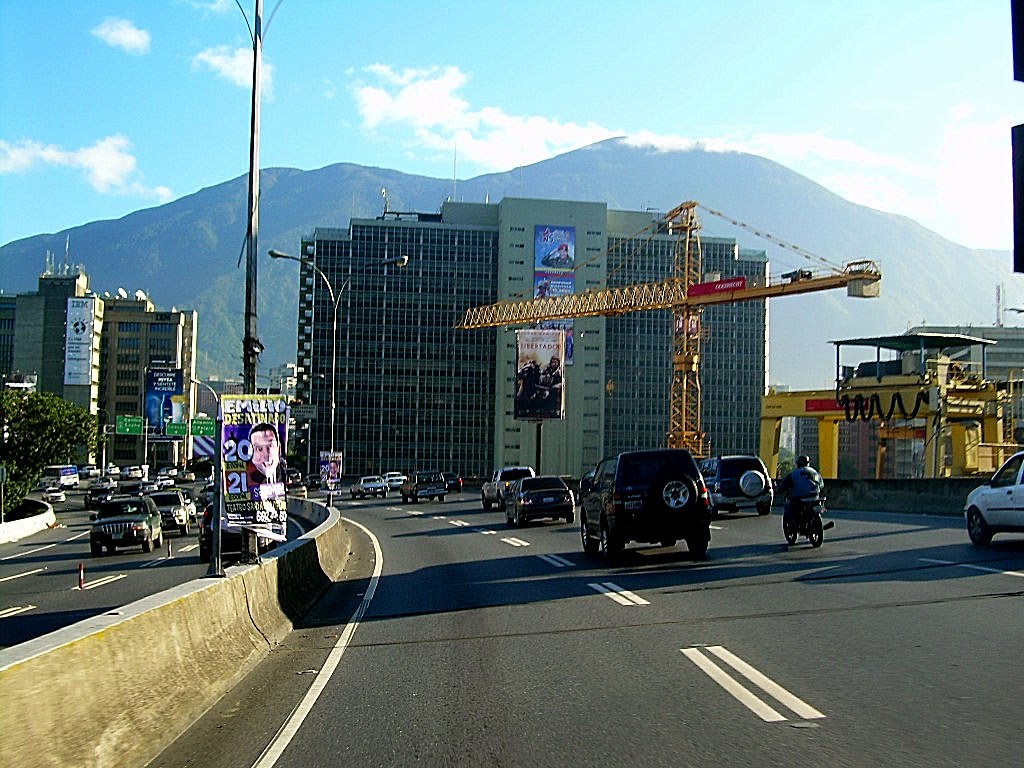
[400,471,447,503]
[481,466,536,509]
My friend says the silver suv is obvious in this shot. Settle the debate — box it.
[698,455,773,516]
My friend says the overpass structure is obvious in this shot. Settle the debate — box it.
[759,332,1017,479]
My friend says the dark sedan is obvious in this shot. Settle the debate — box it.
[504,476,575,527]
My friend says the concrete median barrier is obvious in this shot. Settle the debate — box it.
[0,499,356,768]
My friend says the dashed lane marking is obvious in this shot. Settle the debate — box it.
[0,567,45,583]
[919,557,1024,578]
[0,605,36,618]
[538,553,574,568]
[501,537,531,547]
[73,573,127,590]
[588,582,649,605]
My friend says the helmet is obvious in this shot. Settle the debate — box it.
[796,455,811,468]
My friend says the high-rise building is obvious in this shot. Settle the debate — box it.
[289,197,768,479]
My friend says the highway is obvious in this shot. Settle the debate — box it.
[149,493,1024,768]
[0,484,306,649]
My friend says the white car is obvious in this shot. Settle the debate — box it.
[43,486,66,504]
[965,450,1024,545]
[351,475,388,499]
[105,464,121,476]
[382,471,407,490]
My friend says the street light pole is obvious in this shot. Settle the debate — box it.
[269,249,408,463]
[195,379,225,577]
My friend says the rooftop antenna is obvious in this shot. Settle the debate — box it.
[64,235,70,274]
[997,284,1004,327]
[381,187,390,215]
[452,142,457,201]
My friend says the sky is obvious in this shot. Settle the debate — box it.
[0,1,1019,253]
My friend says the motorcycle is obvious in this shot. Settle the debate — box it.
[783,495,834,548]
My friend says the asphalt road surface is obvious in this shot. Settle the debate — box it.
[0,485,306,649]
[150,494,1024,768]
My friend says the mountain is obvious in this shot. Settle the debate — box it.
[0,138,1013,389]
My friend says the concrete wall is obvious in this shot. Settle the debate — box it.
[823,478,980,517]
[0,498,353,768]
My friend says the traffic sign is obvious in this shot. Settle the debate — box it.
[291,404,317,420]
[192,418,216,437]
[165,422,188,436]
[116,415,144,435]
[0,465,7,484]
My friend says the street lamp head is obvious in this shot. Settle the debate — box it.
[268,249,291,260]
[386,255,409,268]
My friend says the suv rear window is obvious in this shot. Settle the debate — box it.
[501,468,534,481]
[719,457,765,478]
[618,450,699,490]
[96,499,150,519]
[150,492,180,506]
[521,477,566,491]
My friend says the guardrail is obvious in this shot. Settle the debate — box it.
[0,497,353,768]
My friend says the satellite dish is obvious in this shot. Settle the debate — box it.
[116,288,128,298]
[134,290,147,301]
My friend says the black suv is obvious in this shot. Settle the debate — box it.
[579,449,712,559]
[89,495,163,556]
[699,455,773,516]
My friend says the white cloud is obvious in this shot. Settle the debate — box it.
[91,18,150,55]
[192,46,275,98]
[186,0,234,12]
[0,136,173,202]
[351,65,615,170]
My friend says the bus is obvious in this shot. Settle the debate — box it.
[42,464,80,489]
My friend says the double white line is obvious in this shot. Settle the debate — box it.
[588,582,649,605]
[681,645,825,723]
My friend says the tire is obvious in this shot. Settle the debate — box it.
[756,502,771,516]
[380,490,387,498]
[686,536,709,560]
[514,506,525,527]
[482,496,492,510]
[142,535,153,553]
[808,514,824,548]
[90,542,103,557]
[564,510,574,524]
[783,515,798,545]
[967,507,993,546]
[660,539,677,548]
[107,543,117,555]
[505,507,514,526]
[653,474,697,512]
[401,495,408,504]
[198,546,211,564]
[599,516,622,561]
[439,495,446,503]
[154,529,163,549]
[179,522,189,536]
[581,514,598,555]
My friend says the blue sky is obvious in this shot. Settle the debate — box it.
[0,0,1018,252]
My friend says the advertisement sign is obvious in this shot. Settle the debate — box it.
[64,297,96,386]
[145,368,184,440]
[220,394,289,539]
[320,451,344,491]
[514,329,566,420]
[534,225,576,365]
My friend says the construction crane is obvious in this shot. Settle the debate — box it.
[457,201,882,456]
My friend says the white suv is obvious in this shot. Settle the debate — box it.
[965,450,1024,545]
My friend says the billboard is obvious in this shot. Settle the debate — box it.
[64,297,96,386]
[320,451,344,491]
[514,328,566,420]
[145,368,184,439]
[220,394,289,539]
[534,225,575,365]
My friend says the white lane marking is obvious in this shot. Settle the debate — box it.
[1,530,89,561]
[177,544,199,553]
[538,553,573,568]
[478,529,496,535]
[0,605,36,618]
[405,509,423,516]
[448,520,470,527]
[681,647,786,722]
[920,557,1024,579]
[140,558,166,568]
[501,537,531,547]
[681,646,826,723]
[74,573,127,590]
[710,524,724,530]
[252,515,383,768]
[0,567,45,583]
[705,645,826,720]
[432,515,448,520]
[588,582,649,605]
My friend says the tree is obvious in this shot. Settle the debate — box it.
[0,391,96,519]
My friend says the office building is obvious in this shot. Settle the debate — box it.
[290,197,769,479]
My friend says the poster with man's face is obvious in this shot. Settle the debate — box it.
[220,394,289,537]
[319,451,344,491]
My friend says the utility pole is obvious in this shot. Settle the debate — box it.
[242,0,264,392]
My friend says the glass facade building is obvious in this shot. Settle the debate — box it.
[290,198,768,480]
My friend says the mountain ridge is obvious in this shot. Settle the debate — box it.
[0,138,1012,388]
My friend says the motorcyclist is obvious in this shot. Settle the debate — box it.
[778,455,824,526]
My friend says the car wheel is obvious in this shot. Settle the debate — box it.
[401,495,408,504]
[439,495,446,503]
[482,497,491,510]
[179,523,189,536]
[686,535,709,560]
[756,502,771,516]
[142,535,153,553]
[154,529,163,549]
[599,517,622,560]
[514,506,525,527]
[783,515,798,545]
[564,510,574,524]
[967,507,993,546]
[581,514,598,555]
[505,507,514,526]
[808,515,824,548]
[654,474,697,511]
[90,542,103,557]
[198,546,211,564]
[107,544,117,555]
[660,539,677,548]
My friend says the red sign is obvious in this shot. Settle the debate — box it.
[688,276,748,297]
[805,398,843,412]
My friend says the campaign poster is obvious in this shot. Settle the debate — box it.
[514,328,566,420]
[220,394,289,539]
[320,451,344,491]
[64,297,96,386]
[145,368,184,439]
[534,225,575,365]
